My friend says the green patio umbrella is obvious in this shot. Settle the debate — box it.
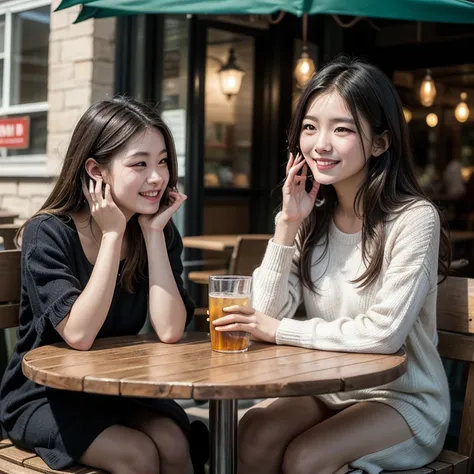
[57,0,474,23]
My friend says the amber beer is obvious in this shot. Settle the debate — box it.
[209,294,250,352]
[208,276,252,353]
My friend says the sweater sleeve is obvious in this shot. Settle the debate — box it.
[275,204,440,354]
[251,239,303,320]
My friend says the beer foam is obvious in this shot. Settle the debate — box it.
[209,292,250,299]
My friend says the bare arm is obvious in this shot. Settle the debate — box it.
[56,178,127,350]
[56,233,123,350]
[139,190,189,343]
[145,231,187,343]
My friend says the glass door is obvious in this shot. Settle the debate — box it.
[203,27,256,235]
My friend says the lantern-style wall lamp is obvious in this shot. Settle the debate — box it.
[208,48,245,100]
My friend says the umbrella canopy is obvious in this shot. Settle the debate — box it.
[57,0,474,23]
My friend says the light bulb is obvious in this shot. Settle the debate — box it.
[420,70,437,107]
[294,52,315,88]
[402,107,412,123]
[455,92,470,123]
[426,113,438,128]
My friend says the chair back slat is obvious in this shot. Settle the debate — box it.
[436,276,474,471]
[0,250,21,328]
[229,235,269,276]
[437,277,474,335]
[0,304,20,329]
[437,330,474,362]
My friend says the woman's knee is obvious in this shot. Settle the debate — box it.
[144,417,191,468]
[238,408,283,464]
[282,437,335,474]
[114,432,160,474]
[81,426,160,474]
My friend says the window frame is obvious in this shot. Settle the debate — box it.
[0,0,50,173]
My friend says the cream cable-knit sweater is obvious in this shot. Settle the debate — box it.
[252,201,450,465]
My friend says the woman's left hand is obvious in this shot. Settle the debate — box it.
[212,306,281,344]
[139,190,187,234]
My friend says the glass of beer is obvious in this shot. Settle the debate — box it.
[208,275,252,353]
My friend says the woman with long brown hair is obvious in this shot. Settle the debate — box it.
[213,57,451,474]
[0,97,208,474]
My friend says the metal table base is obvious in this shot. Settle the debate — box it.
[210,400,238,474]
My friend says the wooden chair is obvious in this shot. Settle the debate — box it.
[191,235,270,329]
[384,276,473,474]
[228,235,271,276]
[188,234,270,285]
[1,247,473,474]
[0,249,106,474]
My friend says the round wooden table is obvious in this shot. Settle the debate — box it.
[183,234,272,251]
[22,332,407,474]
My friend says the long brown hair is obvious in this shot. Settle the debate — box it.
[20,97,179,292]
[287,56,451,292]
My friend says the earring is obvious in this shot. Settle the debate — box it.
[314,198,326,208]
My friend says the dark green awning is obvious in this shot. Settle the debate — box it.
[57,0,474,24]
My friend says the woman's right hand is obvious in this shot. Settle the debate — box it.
[82,178,126,237]
[280,153,320,224]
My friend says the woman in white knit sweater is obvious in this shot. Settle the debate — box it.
[212,56,451,474]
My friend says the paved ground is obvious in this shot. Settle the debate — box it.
[178,398,260,427]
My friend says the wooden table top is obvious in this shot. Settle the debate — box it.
[182,230,474,250]
[182,235,272,252]
[22,332,407,400]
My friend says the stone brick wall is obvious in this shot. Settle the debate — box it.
[0,180,55,220]
[0,2,116,225]
[47,2,116,176]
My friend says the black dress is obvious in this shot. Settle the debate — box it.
[0,214,195,470]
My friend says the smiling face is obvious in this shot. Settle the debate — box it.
[299,91,374,190]
[103,127,170,219]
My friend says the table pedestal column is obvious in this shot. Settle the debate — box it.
[209,399,238,474]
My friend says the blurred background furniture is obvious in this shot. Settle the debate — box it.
[188,235,270,330]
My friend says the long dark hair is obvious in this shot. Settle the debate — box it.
[287,56,451,291]
[20,97,179,292]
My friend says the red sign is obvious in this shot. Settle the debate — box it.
[0,117,29,149]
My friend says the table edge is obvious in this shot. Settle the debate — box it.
[22,336,408,400]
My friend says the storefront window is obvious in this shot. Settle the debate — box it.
[11,6,50,105]
[0,15,4,105]
[6,111,47,156]
[0,1,50,162]
[204,29,255,189]
[393,65,474,192]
